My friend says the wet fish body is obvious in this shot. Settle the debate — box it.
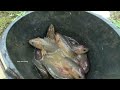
[41,50,85,79]
[29,24,89,79]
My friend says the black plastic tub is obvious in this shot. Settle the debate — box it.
[0,11,120,79]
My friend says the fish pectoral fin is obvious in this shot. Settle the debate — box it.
[41,48,47,57]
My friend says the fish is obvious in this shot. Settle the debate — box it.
[33,48,85,79]
[55,33,89,72]
[29,24,89,79]
[55,34,89,73]
[41,49,85,79]
[29,24,58,57]
[55,33,89,55]
[73,54,89,73]
[29,37,59,57]
[46,24,56,40]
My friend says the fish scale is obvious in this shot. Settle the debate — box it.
[29,24,89,79]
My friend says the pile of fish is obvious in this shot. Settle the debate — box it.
[29,24,89,79]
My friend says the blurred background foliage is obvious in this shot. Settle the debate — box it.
[0,11,27,36]
[109,11,120,28]
[0,11,120,37]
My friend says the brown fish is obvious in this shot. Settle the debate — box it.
[55,34,89,73]
[29,24,89,79]
[41,50,85,79]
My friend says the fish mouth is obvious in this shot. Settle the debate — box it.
[29,40,33,45]
[29,40,36,47]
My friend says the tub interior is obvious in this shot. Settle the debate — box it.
[6,11,120,79]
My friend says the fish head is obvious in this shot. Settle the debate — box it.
[73,45,89,54]
[47,24,55,40]
[29,37,43,49]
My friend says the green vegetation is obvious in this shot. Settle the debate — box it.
[0,11,27,36]
[109,11,120,28]
[109,19,120,28]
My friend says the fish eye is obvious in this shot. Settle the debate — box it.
[31,42,34,45]
[83,49,87,52]
[83,49,86,51]
[83,48,88,52]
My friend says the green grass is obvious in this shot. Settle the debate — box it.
[0,11,28,37]
[109,11,120,29]
[109,19,120,29]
